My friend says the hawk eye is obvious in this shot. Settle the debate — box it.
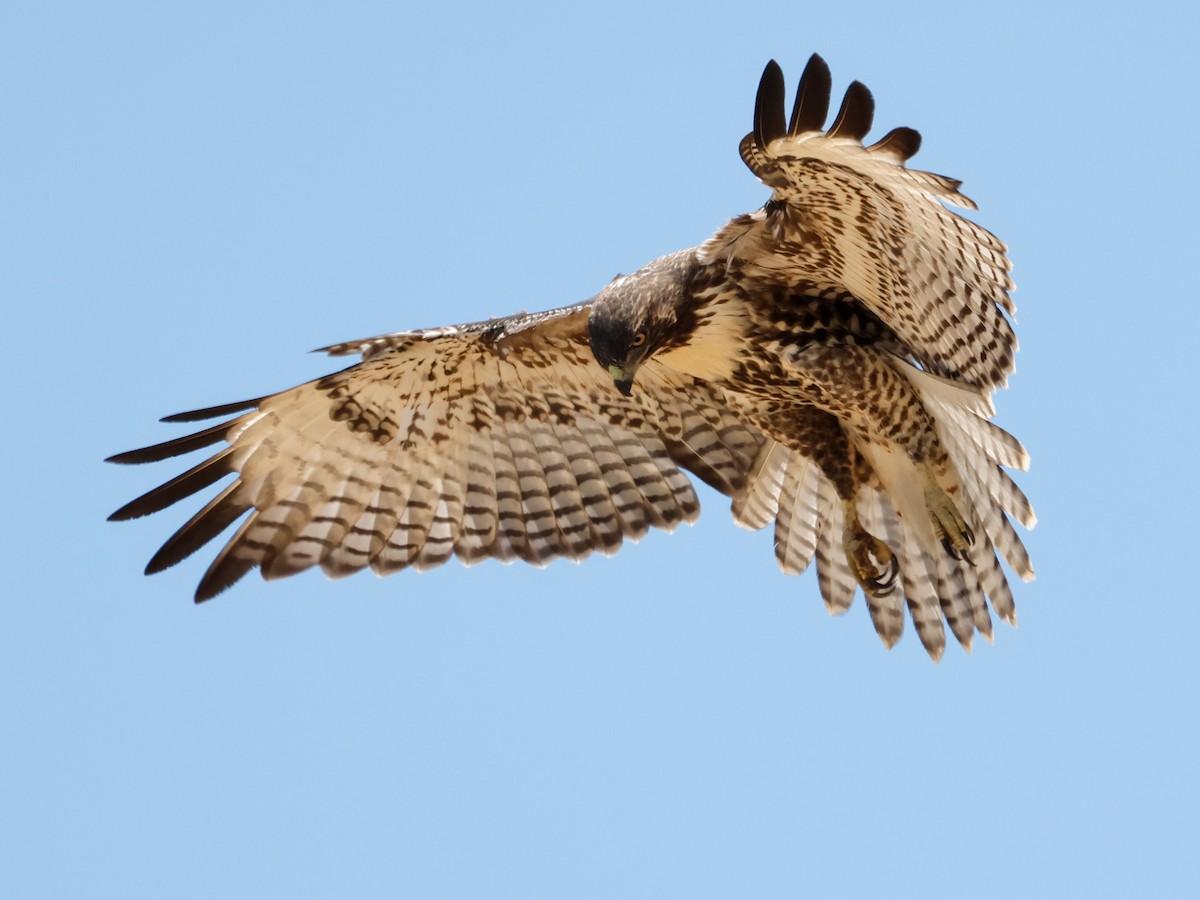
[630,331,647,348]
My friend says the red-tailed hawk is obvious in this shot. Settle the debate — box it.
[110,55,1034,659]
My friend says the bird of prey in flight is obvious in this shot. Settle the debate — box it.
[110,55,1034,659]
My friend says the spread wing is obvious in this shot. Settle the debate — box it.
[698,55,1016,390]
[108,304,762,601]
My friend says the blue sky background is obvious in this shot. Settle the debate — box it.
[4,1,1196,897]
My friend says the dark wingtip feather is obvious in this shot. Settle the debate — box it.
[161,397,263,423]
[787,53,832,136]
[194,559,255,603]
[106,418,235,466]
[867,126,922,161]
[827,80,874,141]
[194,518,259,602]
[144,483,250,576]
[105,450,140,465]
[754,60,787,151]
[108,449,235,522]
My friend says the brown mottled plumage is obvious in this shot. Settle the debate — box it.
[110,55,1033,659]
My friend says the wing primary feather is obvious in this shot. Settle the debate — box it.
[195,516,260,603]
[144,482,251,576]
[865,125,922,161]
[106,417,238,465]
[108,447,235,521]
[754,60,787,151]
[826,80,874,141]
[161,398,265,423]
[787,53,832,136]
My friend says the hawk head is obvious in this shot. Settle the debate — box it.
[587,252,693,396]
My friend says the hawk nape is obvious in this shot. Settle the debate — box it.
[109,54,1034,660]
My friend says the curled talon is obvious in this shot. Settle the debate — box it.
[863,552,900,595]
[920,465,975,563]
[941,536,974,563]
[842,510,899,598]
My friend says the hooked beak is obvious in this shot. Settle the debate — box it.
[607,364,635,397]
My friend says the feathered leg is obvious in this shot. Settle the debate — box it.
[785,341,974,560]
[750,402,898,598]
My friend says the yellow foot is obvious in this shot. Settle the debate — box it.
[842,505,899,597]
[919,464,975,562]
